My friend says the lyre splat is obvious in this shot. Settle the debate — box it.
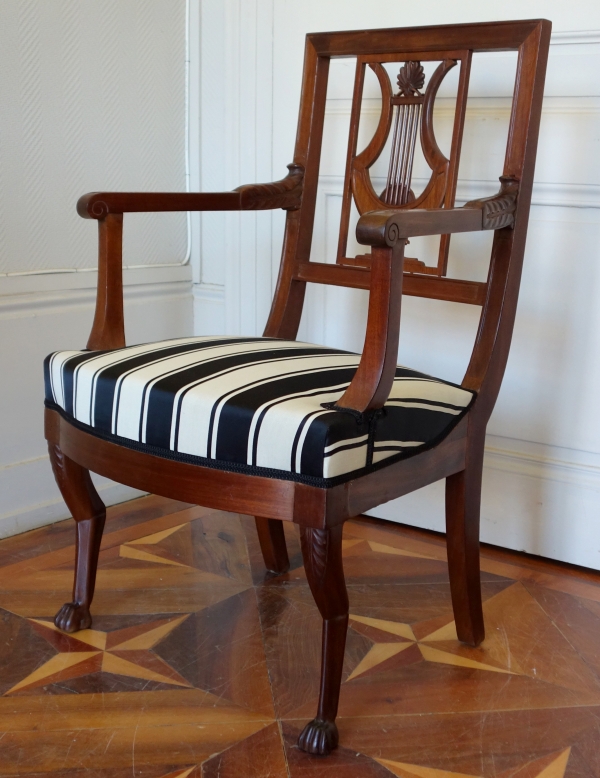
[336,50,472,276]
[381,61,425,206]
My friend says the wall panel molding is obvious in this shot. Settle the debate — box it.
[551,29,600,45]
[0,271,192,318]
[192,281,225,335]
[326,95,600,116]
[484,436,600,491]
[0,453,145,540]
[318,174,600,211]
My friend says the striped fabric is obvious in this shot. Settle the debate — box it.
[44,336,474,485]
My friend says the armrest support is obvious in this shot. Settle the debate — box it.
[87,214,125,350]
[77,163,304,219]
[338,177,518,414]
[335,243,406,414]
[82,165,303,350]
[356,176,519,247]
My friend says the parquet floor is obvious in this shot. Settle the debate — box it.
[1,496,600,776]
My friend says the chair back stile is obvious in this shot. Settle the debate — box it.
[264,21,551,421]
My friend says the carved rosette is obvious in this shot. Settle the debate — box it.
[300,527,329,585]
[396,60,425,96]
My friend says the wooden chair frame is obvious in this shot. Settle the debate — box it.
[45,20,551,756]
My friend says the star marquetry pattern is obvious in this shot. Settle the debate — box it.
[6,614,191,694]
[376,747,571,778]
[158,769,196,778]
[0,500,597,776]
[347,611,514,680]
[345,538,516,681]
[119,523,191,567]
[344,537,600,701]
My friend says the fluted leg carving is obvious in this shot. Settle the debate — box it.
[297,524,348,756]
[48,444,106,633]
[254,516,290,574]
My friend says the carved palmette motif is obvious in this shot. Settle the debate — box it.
[300,527,329,584]
[479,195,517,230]
[396,60,425,96]
[235,163,304,211]
[464,176,519,230]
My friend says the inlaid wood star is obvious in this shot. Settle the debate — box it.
[6,614,192,694]
[376,746,571,778]
[119,523,192,567]
[158,769,197,778]
[347,612,514,681]
[346,578,600,702]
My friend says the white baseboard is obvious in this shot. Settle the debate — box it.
[193,282,226,335]
[368,435,600,571]
[0,264,192,300]
[0,454,146,540]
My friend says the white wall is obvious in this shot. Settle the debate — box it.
[195,1,600,570]
[0,0,193,537]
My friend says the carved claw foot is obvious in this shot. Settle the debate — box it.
[54,602,92,633]
[297,718,339,755]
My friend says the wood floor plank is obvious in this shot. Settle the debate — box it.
[1,498,600,777]
[0,506,216,584]
[0,689,269,731]
[0,720,270,773]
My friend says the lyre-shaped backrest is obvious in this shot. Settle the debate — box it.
[265,21,550,405]
[337,51,471,275]
[382,61,427,206]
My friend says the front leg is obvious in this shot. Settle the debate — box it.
[49,444,106,633]
[297,523,348,756]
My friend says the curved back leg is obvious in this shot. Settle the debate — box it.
[445,436,485,647]
[297,523,349,756]
[48,443,106,633]
[254,516,290,574]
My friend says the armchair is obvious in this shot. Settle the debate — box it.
[44,20,550,756]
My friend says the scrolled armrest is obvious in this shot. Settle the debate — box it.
[77,163,304,219]
[356,207,482,247]
[356,176,519,247]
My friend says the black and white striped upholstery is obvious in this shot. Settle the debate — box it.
[44,336,474,486]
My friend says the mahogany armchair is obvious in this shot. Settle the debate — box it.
[44,20,550,756]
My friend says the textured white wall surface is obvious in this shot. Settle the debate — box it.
[0,0,188,275]
[0,0,193,536]
[196,0,600,569]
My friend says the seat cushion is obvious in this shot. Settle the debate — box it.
[44,336,474,486]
